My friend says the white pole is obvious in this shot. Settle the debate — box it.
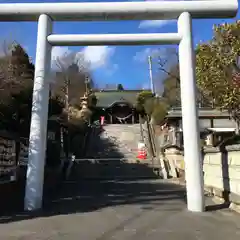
[178,12,204,212]
[148,56,155,94]
[47,33,181,46]
[24,14,52,211]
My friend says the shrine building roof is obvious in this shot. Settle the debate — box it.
[94,89,147,108]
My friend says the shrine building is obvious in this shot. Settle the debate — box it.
[93,89,147,124]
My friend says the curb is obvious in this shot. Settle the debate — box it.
[168,178,240,214]
[229,202,240,214]
[210,195,240,214]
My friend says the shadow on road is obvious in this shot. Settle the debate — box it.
[0,178,187,224]
[0,125,222,224]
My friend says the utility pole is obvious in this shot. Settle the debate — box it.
[85,75,89,94]
[148,55,155,95]
[64,74,70,164]
[65,75,69,121]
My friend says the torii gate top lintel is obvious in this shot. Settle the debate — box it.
[0,1,238,22]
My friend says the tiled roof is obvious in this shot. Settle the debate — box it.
[167,108,230,118]
[94,90,144,108]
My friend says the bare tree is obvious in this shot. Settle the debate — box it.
[152,47,209,108]
[52,50,94,112]
[53,51,75,117]
[51,50,90,163]
[156,47,179,81]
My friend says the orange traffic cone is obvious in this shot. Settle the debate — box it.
[140,149,147,160]
[137,142,147,160]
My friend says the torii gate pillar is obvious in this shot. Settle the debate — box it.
[24,14,52,210]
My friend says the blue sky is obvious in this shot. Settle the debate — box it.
[0,0,239,90]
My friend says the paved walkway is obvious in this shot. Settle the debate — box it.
[1,179,240,240]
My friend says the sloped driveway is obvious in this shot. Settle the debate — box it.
[0,179,240,240]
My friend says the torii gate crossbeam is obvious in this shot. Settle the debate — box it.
[0,1,237,213]
[0,1,237,21]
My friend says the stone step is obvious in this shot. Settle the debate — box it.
[69,160,159,180]
[74,158,152,163]
[87,123,143,161]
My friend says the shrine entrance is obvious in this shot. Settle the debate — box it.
[111,102,133,124]
[0,1,236,213]
[93,90,142,124]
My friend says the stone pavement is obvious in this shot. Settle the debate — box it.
[86,124,141,159]
[0,179,240,240]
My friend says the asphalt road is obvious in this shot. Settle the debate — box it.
[0,178,240,240]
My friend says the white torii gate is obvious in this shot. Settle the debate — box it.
[0,1,237,213]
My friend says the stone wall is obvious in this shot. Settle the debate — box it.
[163,146,184,178]
[163,144,240,205]
[203,145,240,204]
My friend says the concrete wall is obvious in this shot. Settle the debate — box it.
[163,145,240,205]
[203,145,240,204]
[164,147,184,178]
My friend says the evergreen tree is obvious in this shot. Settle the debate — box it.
[117,83,124,91]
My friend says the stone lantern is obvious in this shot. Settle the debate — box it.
[79,92,91,121]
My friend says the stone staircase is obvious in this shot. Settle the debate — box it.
[70,124,157,180]
[87,124,141,159]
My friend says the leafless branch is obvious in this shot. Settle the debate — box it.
[156,48,180,82]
